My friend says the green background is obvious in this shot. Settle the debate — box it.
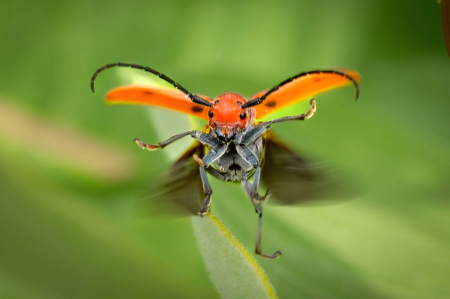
[1,0,449,298]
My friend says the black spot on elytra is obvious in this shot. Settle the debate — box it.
[192,106,204,113]
[312,77,322,82]
[142,91,153,95]
[265,101,276,107]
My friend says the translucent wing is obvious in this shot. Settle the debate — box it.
[252,70,360,119]
[143,141,205,216]
[261,132,361,205]
[105,85,211,120]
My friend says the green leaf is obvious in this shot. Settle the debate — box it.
[192,213,277,299]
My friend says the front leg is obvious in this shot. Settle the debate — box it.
[239,99,316,145]
[135,130,220,151]
[270,99,316,124]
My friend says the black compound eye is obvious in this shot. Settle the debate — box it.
[208,110,214,118]
[240,112,247,120]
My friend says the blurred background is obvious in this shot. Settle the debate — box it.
[1,0,449,298]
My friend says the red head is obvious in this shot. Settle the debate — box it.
[208,92,256,141]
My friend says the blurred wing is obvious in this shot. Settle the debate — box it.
[253,70,360,119]
[105,85,211,120]
[261,132,361,205]
[144,141,205,216]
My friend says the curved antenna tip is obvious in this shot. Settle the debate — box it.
[354,84,360,101]
[90,81,96,93]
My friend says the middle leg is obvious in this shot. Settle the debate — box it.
[193,154,213,216]
[193,144,228,216]
[239,99,316,146]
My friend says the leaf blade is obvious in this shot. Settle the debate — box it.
[192,213,278,299]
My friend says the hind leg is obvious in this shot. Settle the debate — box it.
[241,167,281,259]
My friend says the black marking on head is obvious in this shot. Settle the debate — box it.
[214,100,219,105]
[265,101,276,107]
[192,106,204,113]
[237,101,242,106]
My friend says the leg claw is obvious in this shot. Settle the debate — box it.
[257,250,282,260]
[135,138,159,151]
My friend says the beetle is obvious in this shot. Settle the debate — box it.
[90,63,360,259]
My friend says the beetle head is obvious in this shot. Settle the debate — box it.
[208,92,256,141]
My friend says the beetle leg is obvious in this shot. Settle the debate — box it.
[239,123,271,145]
[236,99,316,145]
[201,144,228,168]
[239,99,316,146]
[193,154,212,216]
[135,130,220,151]
[269,99,316,124]
[250,166,271,204]
[205,166,228,181]
[135,138,160,151]
[240,98,314,145]
[252,166,271,215]
[235,144,259,169]
[241,180,262,214]
[193,144,228,216]
[253,167,281,259]
[198,170,213,215]
[242,167,281,259]
[256,212,281,259]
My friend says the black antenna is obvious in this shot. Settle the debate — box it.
[90,63,212,107]
[242,70,359,108]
